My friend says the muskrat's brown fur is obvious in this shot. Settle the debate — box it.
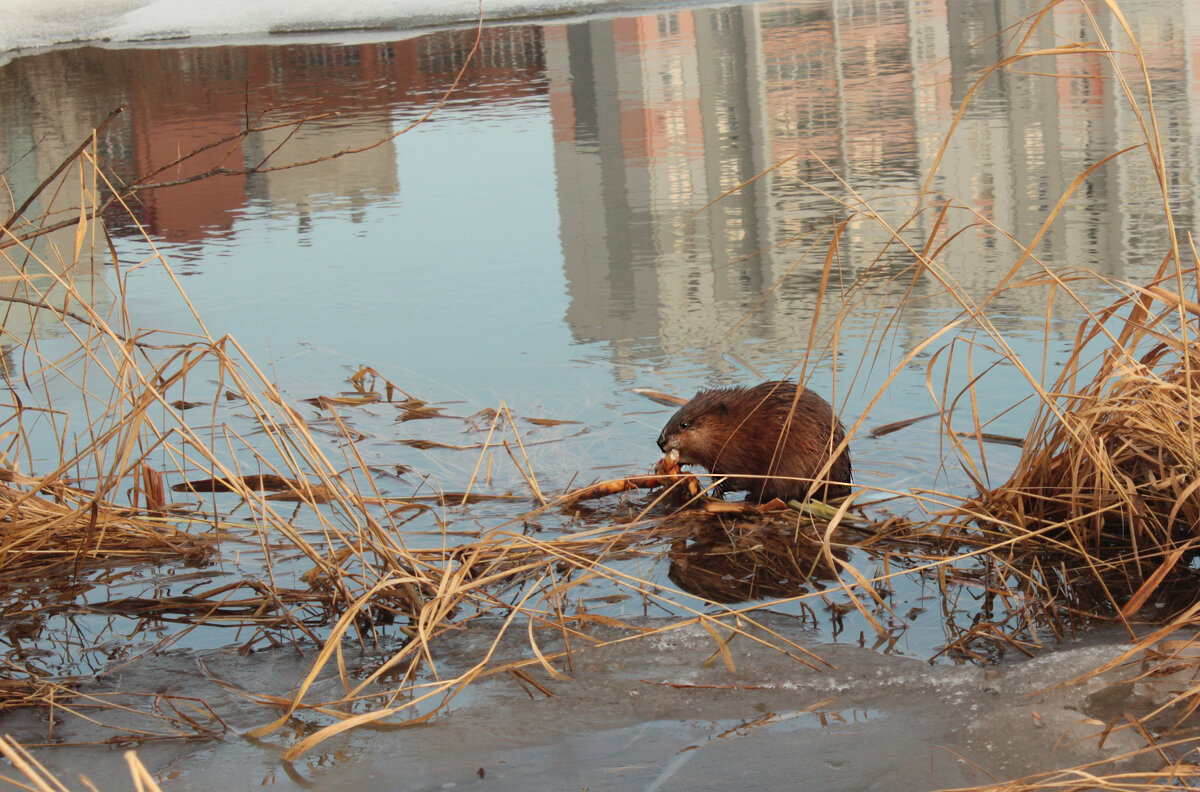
[657,380,851,502]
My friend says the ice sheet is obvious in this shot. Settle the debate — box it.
[0,0,638,56]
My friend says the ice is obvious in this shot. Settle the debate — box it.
[3,618,1166,791]
[0,0,616,57]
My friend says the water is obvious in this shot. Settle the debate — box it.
[1,0,1197,788]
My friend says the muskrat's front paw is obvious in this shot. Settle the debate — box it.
[654,449,682,475]
[653,450,704,499]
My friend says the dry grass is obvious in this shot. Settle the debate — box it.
[0,735,166,791]
[0,0,1199,789]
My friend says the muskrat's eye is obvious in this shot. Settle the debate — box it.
[679,421,690,430]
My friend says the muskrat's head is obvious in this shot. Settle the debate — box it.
[656,390,733,467]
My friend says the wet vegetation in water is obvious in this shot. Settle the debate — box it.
[3,2,1200,789]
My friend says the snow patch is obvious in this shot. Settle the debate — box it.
[1,0,597,57]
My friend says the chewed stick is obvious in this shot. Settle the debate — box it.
[561,451,701,506]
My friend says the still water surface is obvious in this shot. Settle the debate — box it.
[0,0,1197,787]
[6,1,1192,484]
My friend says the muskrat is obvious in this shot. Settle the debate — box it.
[656,380,851,502]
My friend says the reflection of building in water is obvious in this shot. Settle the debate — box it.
[0,233,109,348]
[2,0,1198,376]
[546,0,921,366]
[913,0,1195,315]
[545,7,775,362]
[0,221,112,348]
[0,93,114,345]
[0,343,18,389]
[1101,0,1197,256]
[245,28,548,232]
[0,27,547,247]
[546,0,1200,374]
[760,0,919,321]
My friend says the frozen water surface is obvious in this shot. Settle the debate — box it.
[0,618,1161,791]
[0,0,687,56]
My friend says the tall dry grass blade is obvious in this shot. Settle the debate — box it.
[123,752,164,792]
[0,736,69,792]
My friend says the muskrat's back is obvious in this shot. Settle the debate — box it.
[656,380,851,502]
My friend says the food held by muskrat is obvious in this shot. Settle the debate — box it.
[656,380,851,502]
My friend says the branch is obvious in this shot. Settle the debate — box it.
[2,103,126,230]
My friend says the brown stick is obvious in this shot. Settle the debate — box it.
[561,473,702,507]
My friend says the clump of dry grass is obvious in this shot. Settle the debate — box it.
[968,272,1200,614]
[0,120,450,738]
[0,467,211,579]
[864,0,1200,634]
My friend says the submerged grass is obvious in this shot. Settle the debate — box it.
[1,0,1200,788]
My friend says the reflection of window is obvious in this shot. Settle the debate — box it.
[658,14,680,37]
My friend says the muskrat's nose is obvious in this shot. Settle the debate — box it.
[656,431,668,452]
